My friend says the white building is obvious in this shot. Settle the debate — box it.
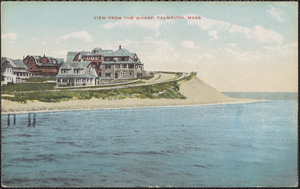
[56,61,100,87]
[1,58,32,85]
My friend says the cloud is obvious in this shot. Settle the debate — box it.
[100,14,174,37]
[224,48,254,62]
[61,31,92,42]
[186,15,284,44]
[228,43,238,48]
[182,40,199,49]
[50,50,69,59]
[262,42,297,57]
[2,33,17,42]
[209,30,219,40]
[267,7,285,23]
[252,25,284,44]
[228,25,253,39]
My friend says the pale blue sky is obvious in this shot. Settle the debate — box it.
[1,2,298,92]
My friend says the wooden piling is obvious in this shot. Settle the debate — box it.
[13,114,16,125]
[33,113,36,127]
[28,113,31,127]
[7,114,10,126]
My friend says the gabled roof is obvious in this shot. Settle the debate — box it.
[105,48,136,58]
[1,59,28,73]
[11,59,28,69]
[4,59,28,69]
[60,61,91,69]
[1,57,7,64]
[48,57,64,64]
[66,51,79,62]
[57,61,98,78]
[91,49,114,56]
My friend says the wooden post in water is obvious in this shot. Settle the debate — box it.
[13,114,16,125]
[7,114,10,126]
[33,113,36,127]
[28,113,31,127]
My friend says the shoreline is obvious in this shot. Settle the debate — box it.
[1,98,268,115]
[1,76,270,115]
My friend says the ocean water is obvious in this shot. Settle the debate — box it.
[1,93,298,187]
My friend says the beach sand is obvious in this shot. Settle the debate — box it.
[1,77,260,114]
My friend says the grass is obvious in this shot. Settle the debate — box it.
[1,83,56,92]
[2,79,186,103]
[57,80,145,90]
[2,72,197,103]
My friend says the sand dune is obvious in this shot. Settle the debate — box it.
[1,76,256,114]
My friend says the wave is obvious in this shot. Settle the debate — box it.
[55,141,82,147]
[12,154,57,163]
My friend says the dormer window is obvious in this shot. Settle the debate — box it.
[74,69,81,74]
[91,57,94,60]
[87,56,90,60]
[61,69,69,74]
[95,57,99,60]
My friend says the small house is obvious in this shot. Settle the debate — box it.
[56,61,99,87]
[1,58,32,85]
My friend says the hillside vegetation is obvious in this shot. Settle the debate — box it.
[2,72,197,103]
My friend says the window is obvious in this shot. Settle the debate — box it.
[121,57,125,61]
[115,64,120,68]
[74,69,80,74]
[130,72,132,75]
[105,73,111,77]
[87,56,90,60]
[7,76,10,81]
[95,57,99,60]
[6,68,10,73]
[91,57,94,60]
[128,64,134,69]
[105,65,111,69]
[82,78,86,82]
[122,64,127,68]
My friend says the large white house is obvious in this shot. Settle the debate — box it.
[56,61,99,87]
[1,58,32,85]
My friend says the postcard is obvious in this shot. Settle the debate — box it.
[1,1,298,187]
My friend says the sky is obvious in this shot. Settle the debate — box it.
[1,2,298,92]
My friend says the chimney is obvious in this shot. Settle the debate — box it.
[43,54,45,57]
[119,45,121,50]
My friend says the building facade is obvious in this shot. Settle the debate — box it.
[101,46,146,80]
[1,58,32,85]
[66,46,147,79]
[23,54,64,76]
[67,48,113,76]
[56,61,99,87]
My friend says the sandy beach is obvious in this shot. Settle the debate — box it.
[1,76,260,114]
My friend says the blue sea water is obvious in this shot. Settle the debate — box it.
[1,93,298,187]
